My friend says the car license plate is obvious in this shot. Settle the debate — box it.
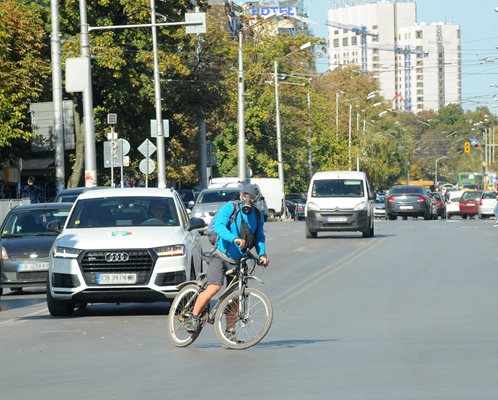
[329,216,348,222]
[18,262,49,272]
[400,206,413,210]
[96,273,137,285]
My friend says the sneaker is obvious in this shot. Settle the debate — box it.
[225,329,242,343]
[185,314,201,333]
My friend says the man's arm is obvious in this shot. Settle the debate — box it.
[214,203,238,243]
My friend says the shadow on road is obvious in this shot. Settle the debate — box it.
[195,338,337,350]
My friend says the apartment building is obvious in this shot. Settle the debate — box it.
[327,0,461,112]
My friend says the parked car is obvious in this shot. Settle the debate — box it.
[285,198,305,221]
[54,186,107,203]
[46,188,205,316]
[385,185,432,220]
[478,191,497,219]
[0,203,73,296]
[373,194,386,218]
[305,171,375,238]
[459,191,482,219]
[176,189,198,209]
[446,190,465,219]
[430,192,447,219]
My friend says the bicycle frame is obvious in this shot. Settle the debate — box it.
[175,252,264,325]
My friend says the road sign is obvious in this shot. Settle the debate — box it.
[185,12,206,34]
[150,119,169,138]
[464,141,471,153]
[139,158,155,174]
[138,139,157,158]
[119,138,130,156]
[103,139,130,168]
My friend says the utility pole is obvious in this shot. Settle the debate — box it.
[237,31,246,181]
[79,0,97,187]
[50,0,65,194]
[274,60,285,200]
[307,82,312,180]
[150,0,166,188]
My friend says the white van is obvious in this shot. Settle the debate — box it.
[305,171,375,238]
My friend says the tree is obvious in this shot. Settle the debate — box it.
[0,0,51,160]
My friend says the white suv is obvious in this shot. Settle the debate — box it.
[46,188,205,316]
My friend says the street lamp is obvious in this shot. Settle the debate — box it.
[435,156,448,187]
[274,42,312,216]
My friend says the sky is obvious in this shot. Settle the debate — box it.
[304,0,498,113]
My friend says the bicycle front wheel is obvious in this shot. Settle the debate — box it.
[168,284,202,347]
[214,287,273,350]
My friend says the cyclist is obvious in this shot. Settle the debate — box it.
[185,183,270,333]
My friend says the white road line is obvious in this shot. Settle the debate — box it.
[273,237,385,307]
[0,307,48,326]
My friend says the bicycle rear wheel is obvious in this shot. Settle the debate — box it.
[214,287,272,350]
[168,284,203,347]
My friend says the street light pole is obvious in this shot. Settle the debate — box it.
[274,60,285,206]
[307,81,312,180]
[237,31,246,181]
[79,0,97,187]
[150,0,166,188]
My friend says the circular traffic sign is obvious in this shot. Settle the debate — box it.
[139,158,155,174]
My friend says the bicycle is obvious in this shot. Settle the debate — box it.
[168,250,273,350]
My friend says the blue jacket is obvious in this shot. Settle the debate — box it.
[214,202,266,261]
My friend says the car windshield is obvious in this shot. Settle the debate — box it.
[1,207,71,237]
[197,190,240,204]
[66,197,179,228]
[312,179,364,198]
[461,191,481,200]
[390,186,424,195]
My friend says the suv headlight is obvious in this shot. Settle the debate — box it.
[154,244,185,257]
[53,246,82,259]
[354,201,367,211]
[307,202,320,211]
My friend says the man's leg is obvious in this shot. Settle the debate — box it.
[192,284,221,316]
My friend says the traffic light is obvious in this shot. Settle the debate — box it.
[464,141,471,153]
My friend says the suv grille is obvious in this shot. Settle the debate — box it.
[80,249,154,285]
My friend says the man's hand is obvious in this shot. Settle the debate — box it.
[234,238,246,248]
[259,256,269,267]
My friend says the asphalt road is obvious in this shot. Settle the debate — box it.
[1,217,498,399]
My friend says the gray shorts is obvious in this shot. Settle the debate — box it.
[207,253,235,286]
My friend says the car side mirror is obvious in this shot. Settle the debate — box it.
[187,200,195,209]
[187,217,206,231]
[369,192,377,200]
[46,220,62,234]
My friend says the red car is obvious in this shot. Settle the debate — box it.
[459,191,482,219]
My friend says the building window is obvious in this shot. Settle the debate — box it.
[372,25,378,30]
[417,97,423,102]
[342,37,348,46]
[372,36,379,42]
[351,37,357,45]
[416,30,423,39]
[334,30,339,35]
[333,38,339,47]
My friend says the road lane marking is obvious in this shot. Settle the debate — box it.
[0,307,48,326]
[273,237,385,307]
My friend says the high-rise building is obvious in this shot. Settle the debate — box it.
[327,0,461,112]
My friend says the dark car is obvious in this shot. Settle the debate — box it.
[176,189,198,209]
[385,185,433,220]
[285,198,305,221]
[459,190,482,219]
[431,192,447,219]
[0,203,72,296]
[54,186,107,203]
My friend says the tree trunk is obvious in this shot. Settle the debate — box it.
[67,109,84,188]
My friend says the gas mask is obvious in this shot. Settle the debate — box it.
[241,194,257,214]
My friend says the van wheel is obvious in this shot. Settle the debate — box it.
[305,225,317,239]
[362,223,374,238]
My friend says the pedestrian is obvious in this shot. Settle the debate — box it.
[185,183,270,334]
[494,193,498,226]
[21,176,42,203]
